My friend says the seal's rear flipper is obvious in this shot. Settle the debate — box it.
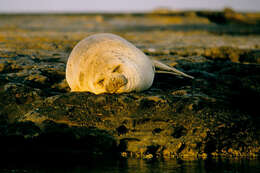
[153,60,194,79]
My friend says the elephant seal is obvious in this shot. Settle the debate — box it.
[66,33,193,94]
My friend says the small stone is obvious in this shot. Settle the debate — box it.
[26,74,48,85]
[144,154,153,159]
[121,152,128,158]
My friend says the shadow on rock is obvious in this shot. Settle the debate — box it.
[0,120,118,163]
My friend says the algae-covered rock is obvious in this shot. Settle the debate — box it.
[0,11,260,159]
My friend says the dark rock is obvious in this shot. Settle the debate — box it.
[116,125,128,136]
[152,128,163,134]
[177,143,186,154]
[171,125,188,139]
[145,145,161,155]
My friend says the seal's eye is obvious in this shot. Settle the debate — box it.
[97,78,105,86]
[112,65,121,73]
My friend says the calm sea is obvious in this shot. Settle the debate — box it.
[0,158,260,173]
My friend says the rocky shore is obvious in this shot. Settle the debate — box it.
[0,10,260,160]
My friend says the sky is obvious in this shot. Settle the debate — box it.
[0,0,260,13]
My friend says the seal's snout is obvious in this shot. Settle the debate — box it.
[105,74,128,93]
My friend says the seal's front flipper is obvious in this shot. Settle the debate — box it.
[153,60,194,79]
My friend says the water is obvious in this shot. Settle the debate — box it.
[1,158,260,173]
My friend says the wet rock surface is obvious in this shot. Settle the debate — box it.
[0,10,260,159]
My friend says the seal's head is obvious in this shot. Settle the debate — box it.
[92,64,128,94]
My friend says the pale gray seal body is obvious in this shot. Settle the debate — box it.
[66,33,193,94]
